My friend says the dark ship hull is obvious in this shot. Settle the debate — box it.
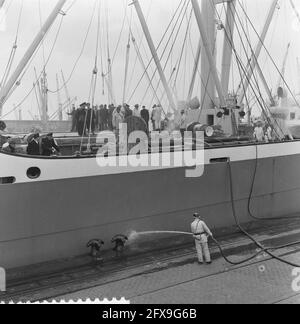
[1,140,300,268]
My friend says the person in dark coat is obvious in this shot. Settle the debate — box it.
[141,106,150,129]
[41,133,60,156]
[86,105,96,135]
[77,103,87,136]
[108,104,115,131]
[27,133,40,156]
[103,105,109,130]
[99,105,109,131]
[123,104,133,120]
[67,105,78,132]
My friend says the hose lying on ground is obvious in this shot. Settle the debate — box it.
[227,159,300,268]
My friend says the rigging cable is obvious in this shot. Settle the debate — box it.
[0,0,13,27]
[80,0,102,153]
[0,0,23,89]
[127,0,188,103]
[124,0,156,102]
[2,13,65,118]
[130,33,163,109]
[140,0,190,109]
[172,8,193,95]
[230,2,285,139]
[145,2,191,109]
[48,0,98,94]
[223,0,284,139]
[122,7,133,104]
[237,0,300,109]
[150,6,194,108]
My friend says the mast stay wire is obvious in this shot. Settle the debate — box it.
[48,0,97,95]
[171,8,193,97]
[0,0,24,90]
[0,0,13,27]
[186,23,216,120]
[127,0,188,104]
[215,0,284,139]
[149,6,194,109]
[237,0,300,109]
[217,0,263,124]
[80,0,102,153]
[143,2,191,113]
[124,0,157,103]
[2,13,65,119]
[139,0,190,109]
[208,0,279,137]
[2,0,79,117]
[227,1,285,139]
[38,0,46,69]
[128,0,188,105]
[99,0,130,99]
[130,29,164,109]
[122,6,133,104]
[143,0,190,104]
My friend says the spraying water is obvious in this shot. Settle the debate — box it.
[128,230,193,242]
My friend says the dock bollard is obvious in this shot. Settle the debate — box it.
[87,239,104,261]
[111,235,128,257]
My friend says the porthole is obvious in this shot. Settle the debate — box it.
[27,167,41,179]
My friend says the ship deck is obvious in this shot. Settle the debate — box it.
[1,217,300,304]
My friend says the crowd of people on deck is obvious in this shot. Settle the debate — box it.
[1,131,60,156]
[252,118,276,142]
[67,103,165,136]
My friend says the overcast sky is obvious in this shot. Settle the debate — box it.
[1,0,300,120]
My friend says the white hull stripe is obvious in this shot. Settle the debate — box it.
[1,141,300,184]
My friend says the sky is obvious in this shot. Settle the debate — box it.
[1,0,300,120]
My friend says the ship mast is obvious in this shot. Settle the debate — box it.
[191,0,226,105]
[297,58,300,96]
[187,41,201,102]
[56,74,63,121]
[237,0,278,106]
[132,0,177,113]
[0,0,67,117]
[276,43,291,91]
[221,0,236,95]
[191,0,217,110]
[61,70,71,117]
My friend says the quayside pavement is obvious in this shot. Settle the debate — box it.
[1,218,300,304]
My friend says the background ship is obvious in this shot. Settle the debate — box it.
[1,0,300,269]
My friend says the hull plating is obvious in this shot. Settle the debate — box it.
[1,143,300,268]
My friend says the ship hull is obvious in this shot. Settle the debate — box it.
[1,141,300,268]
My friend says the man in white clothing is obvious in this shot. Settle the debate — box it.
[154,104,163,131]
[133,104,141,118]
[191,213,213,265]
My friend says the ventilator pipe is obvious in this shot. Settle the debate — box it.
[187,122,214,137]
